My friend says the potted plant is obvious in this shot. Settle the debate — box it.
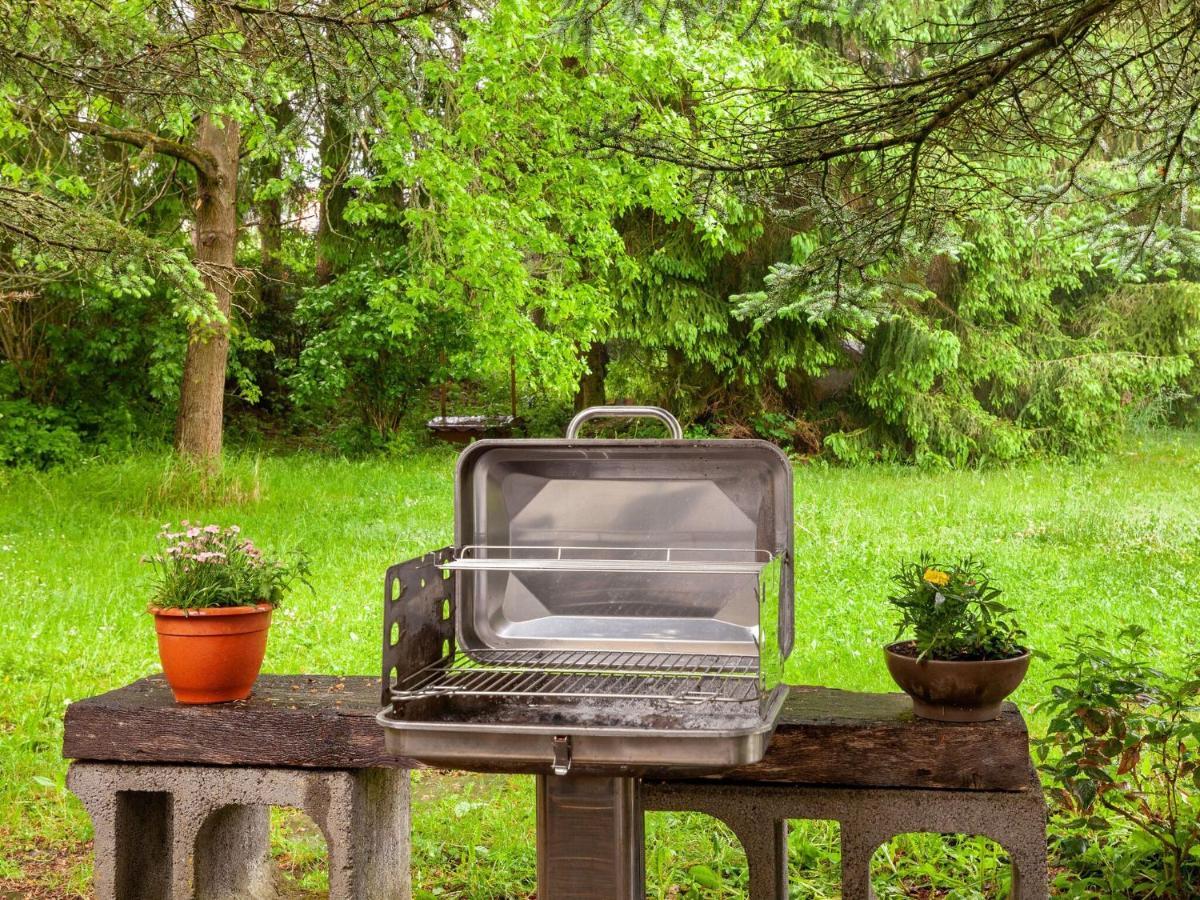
[883,556,1031,722]
[145,523,308,704]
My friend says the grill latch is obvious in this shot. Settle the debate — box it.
[551,735,572,775]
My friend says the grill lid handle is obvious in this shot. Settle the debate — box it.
[566,406,683,440]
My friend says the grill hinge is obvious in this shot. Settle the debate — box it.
[551,735,572,776]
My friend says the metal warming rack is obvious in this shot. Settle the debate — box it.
[444,544,774,574]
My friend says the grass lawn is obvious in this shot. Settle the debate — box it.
[1,431,1198,897]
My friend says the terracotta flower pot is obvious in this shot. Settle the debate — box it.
[884,641,1031,722]
[151,604,273,704]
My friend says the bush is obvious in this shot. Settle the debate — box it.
[1036,626,1200,898]
[816,210,1200,466]
[0,272,187,455]
[292,256,461,440]
[0,399,82,469]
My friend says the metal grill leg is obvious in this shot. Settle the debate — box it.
[536,776,645,900]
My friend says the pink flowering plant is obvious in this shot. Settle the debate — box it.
[145,522,310,610]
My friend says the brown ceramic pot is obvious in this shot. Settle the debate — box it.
[151,605,272,704]
[884,641,1031,722]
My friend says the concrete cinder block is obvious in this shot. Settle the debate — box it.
[644,774,1048,900]
[67,762,410,900]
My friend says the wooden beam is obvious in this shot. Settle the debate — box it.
[63,676,1031,791]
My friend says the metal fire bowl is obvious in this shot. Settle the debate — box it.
[377,686,787,777]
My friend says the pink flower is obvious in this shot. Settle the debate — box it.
[186,527,201,538]
[204,524,220,534]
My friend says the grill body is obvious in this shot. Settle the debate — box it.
[378,408,794,776]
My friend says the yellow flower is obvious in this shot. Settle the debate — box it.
[923,567,950,587]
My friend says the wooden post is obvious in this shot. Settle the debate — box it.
[439,351,448,421]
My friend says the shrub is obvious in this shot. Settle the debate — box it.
[292,254,464,441]
[887,556,1027,661]
[0,399,82,469]
[1036,625,1200,898]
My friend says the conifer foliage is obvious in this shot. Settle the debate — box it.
[0,1,1198,465]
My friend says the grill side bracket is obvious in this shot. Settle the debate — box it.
[381,547,455,707]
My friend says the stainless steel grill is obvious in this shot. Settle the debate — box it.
[377,405,794,776]
[376,407,797,899]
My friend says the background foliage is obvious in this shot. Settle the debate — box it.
[2,0,1198,467]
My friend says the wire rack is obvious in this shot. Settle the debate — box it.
[439,545,772,575]
[390,649,761,706]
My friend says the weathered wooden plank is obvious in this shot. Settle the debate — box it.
[721,685,1030,790]
[63,675,404,770]
[63,676,1031,791]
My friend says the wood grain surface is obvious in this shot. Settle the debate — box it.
[63,676,1031,791]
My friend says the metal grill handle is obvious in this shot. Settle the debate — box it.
[551,735,572,775]
[566,406,683,440]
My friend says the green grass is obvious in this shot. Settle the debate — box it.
[2,432,1199,897]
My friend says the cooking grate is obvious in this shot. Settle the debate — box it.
[391,649,760,706]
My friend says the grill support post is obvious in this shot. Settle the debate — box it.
[536,775,645,899]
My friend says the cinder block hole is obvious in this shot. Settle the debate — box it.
[645,811,748,898]
[114,790,171,899]
[870,832,1010,898]
[785,818,840,891]
[270,806,330,896]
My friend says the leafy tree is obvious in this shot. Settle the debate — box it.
[0,0,445,463]
[576,0,1200,276]
[564,0,1200,460]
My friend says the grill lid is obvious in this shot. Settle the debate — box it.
[448,406,794,662]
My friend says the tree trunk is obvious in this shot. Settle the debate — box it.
[175,114,239,463]
[315,103,352,286]
[251,102,295,414]
[574,341,608,411]
[257,102,292,314]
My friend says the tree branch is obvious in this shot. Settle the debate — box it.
[62,117,219,180]
[216,0,452,28]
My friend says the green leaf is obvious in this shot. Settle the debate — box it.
[1070,779,1098,810]
[688,864,721,889]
